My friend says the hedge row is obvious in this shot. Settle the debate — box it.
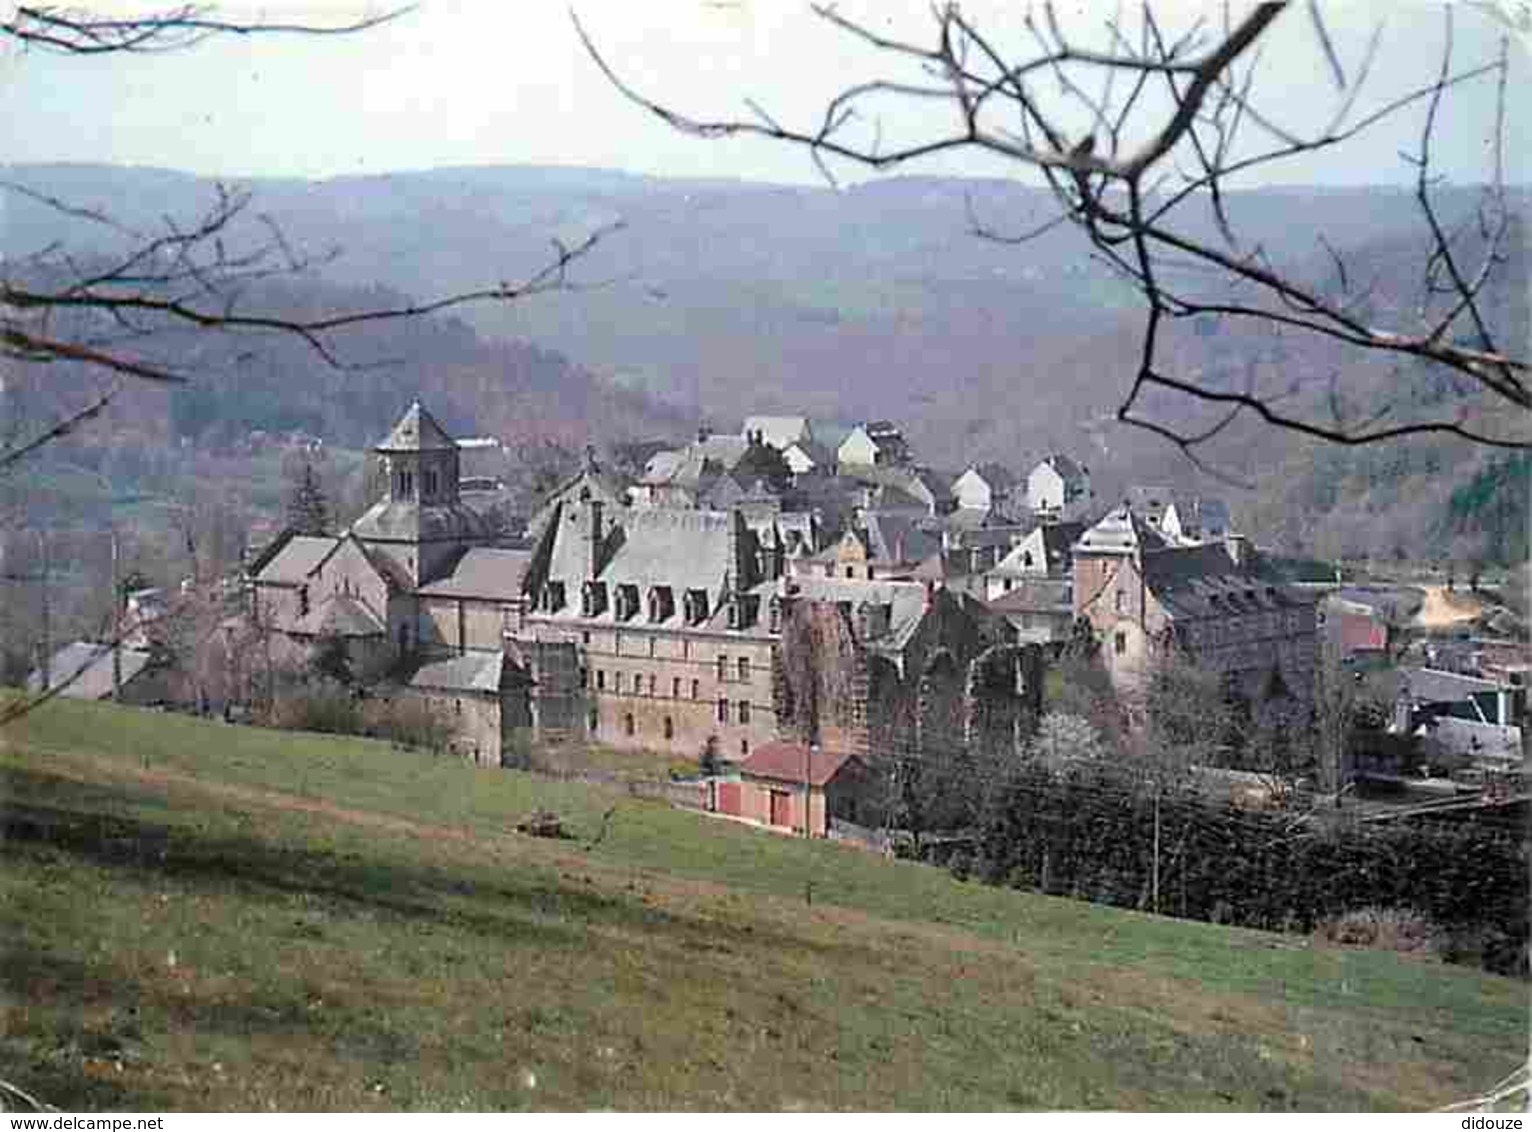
[960,764,1527,975]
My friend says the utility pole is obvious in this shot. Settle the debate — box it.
[111,529,122,703]
[804,742,815,838]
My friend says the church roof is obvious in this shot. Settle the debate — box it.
[376,401,458,453]
[350,499,486,545]
[252,535,337,585]
[417,548,534,601]
[291,593,387,638]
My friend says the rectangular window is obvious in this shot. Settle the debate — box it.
[691,679,700,700]
[596,669,606,691]
[738,700,751,725]
[614,671,623,695]
[1114,631,1126,655]
[672,676,681,699]
[717,655,728,683]
[737,657,750,682]
[1115,590,1126,614]
[717,698,729,724]
[647,673,656,697]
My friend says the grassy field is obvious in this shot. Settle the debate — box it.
[1,700,1525,1111]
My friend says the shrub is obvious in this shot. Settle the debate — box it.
[1318,907,1435,954]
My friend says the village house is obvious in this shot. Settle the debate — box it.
[1024,454,1092,521]
[1072,506,1318,708]
[983,520,1087,601]
[837,420,913,469]
[951,462,1019,515]
[1160,494,1233,545]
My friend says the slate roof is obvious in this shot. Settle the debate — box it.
[416,548,534,601]
[863,513,942,564]
[29,642,155,700]
[376,401,457,452]
[350,499,486,545]
[253,535,338,585]
[1138,544,1312,619]
[407,650,509,695]
[538,505,763,632]
[987,578,1072,614]
[1074,506,1167,556]
[788,575,931,650]
[291,593,387,638]
[740,741,861,787]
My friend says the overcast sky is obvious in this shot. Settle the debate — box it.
[3,0,1526,188]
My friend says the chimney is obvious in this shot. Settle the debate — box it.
[1224,532,1249,569]
[728,507,750,588]
[588,499,604,580]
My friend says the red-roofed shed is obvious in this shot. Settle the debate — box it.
[717,742,874,836]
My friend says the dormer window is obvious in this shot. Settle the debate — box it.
[581,581,608,618]
[647,586,674,623]
[684,589,709,625]
[616,583,640,621]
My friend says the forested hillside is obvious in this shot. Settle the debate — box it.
[5,164,1526,562]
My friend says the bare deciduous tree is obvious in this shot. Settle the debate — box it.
[577,1,1529,465]
[2,6,619,472]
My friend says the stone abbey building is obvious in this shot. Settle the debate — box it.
[250,403,1042,766]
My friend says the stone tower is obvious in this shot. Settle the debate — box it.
[350,401,478,588]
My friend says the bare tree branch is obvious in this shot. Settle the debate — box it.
[576,0,1529,454]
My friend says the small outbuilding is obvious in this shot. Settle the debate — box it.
[715,741,875,837]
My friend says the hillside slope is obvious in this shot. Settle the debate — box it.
[1,701,1524,1111]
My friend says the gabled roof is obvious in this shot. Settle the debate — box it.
[1074,506,1167,557]
[1036,453,1088,483]
[417,547,534,601]
[740,741,862,787]
[253,535,338,585]
[376,400,457,453]
[959,462,1020,492]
